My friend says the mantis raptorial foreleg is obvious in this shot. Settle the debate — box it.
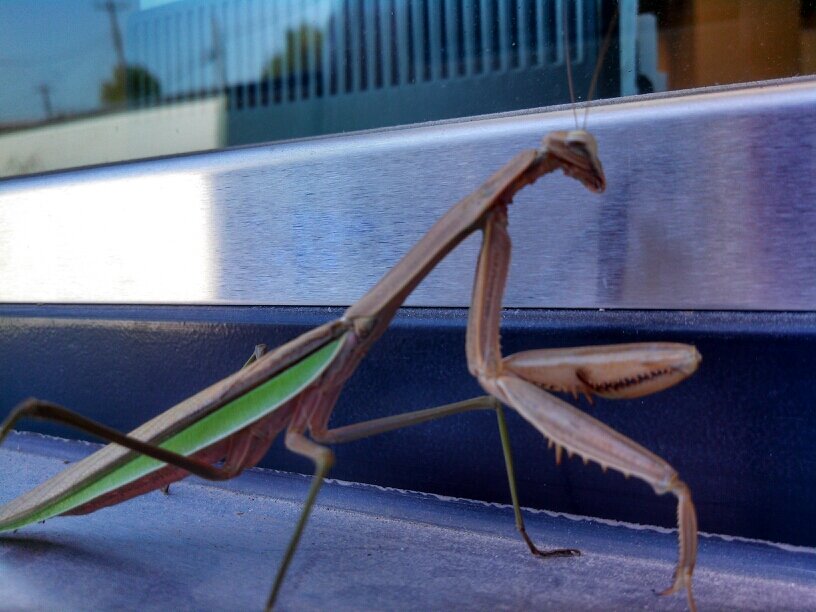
[466,207,699,611]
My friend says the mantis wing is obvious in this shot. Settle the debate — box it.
[0,331,346,532]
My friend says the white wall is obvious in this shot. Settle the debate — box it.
[0,97,225,178]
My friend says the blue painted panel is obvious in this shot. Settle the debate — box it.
[1,305,814,547]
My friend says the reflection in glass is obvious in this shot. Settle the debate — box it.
[0,0,814,178]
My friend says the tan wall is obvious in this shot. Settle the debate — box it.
[802,28,816,75]
[656,0,803,91]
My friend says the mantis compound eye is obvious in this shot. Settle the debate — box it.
[565,135,606,193]
[542,130,605,193]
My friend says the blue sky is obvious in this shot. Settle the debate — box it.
[0,0,333,125]
[0,1,131,123]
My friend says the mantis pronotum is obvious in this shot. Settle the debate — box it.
[0,7,700,612]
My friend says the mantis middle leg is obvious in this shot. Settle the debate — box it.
[310,394,578,558]
[267,428,334,611]
[267,392,584,608]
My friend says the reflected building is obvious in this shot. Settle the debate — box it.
[126,0,623,146]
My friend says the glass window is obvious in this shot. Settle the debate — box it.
[1,0,814,178]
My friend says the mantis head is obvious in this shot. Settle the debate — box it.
[543,130,606,193]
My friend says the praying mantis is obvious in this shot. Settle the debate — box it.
[0,7,702,611]
[0,126,701,611]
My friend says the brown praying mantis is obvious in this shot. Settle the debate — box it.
[0,126,701,610]
[0,8,701,611]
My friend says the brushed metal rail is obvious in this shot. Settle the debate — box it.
[1,79,815,309]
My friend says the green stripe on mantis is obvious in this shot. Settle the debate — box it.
[2,337,344,531]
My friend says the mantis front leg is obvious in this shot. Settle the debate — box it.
[467,207,700,611]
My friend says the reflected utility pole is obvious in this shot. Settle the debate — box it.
[209,15,228,92]
[96,0,130,73]
[37,83,53,119]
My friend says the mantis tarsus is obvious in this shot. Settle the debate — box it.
[0,126,701,611]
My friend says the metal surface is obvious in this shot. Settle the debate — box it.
[1,79,815,308]
[3,305,816,547]
[2,432,815,611]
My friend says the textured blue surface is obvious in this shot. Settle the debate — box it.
[1,432,814,611]
[1,305,815,551]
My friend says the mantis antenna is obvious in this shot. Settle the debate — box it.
[583,6,620,129]
[562,1,579,129]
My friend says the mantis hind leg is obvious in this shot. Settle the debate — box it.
[0,343,273,484]
[0,398,248,482]
[159,343,268,496]
[242,343,268,368]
